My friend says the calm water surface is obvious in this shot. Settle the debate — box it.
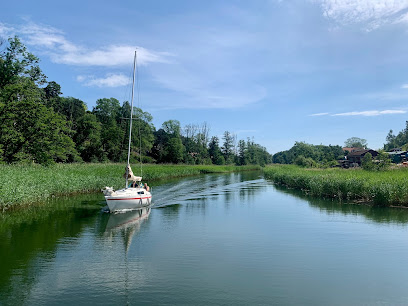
[2,172,408,305]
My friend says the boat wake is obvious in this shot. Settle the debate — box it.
[152,177,266,208]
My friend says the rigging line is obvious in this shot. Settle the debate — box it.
[126,51,137,188]
[135,50,143,178]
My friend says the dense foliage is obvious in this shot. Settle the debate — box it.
[344,137,367,148]
[272,142,344,167]
[0,37,272,166]
[383,121,408,151]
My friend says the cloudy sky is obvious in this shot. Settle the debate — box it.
[2,0,408,153]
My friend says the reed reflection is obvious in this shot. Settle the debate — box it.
[272,184,408,225]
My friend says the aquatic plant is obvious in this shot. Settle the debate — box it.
[264,165,408,206]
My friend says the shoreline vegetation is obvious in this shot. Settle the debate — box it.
[0,163,261,211]
[264,165,408,207]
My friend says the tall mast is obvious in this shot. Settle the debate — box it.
[126,50,137,188]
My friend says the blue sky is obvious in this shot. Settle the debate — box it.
[2,0,408,153]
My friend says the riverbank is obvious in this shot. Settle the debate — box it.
[0,163,261,211]
[264,165,408,206]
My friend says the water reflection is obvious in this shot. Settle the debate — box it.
[0,194,103,305]
[2,172,408,305]
[102,207,151,253]
[272,184,408,225]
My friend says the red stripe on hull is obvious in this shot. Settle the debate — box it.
[106,196,152,201]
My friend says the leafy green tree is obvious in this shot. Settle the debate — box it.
[167,137,184,163]
[0,36,46,89]
[273,142,343,166]
[55,97,86,130]
[0,79,79,164]
[376,151,391,171]
[74,113,104,162]
[237,139,248,165]
[43,81,62,109]
[92,98,124,161]
[208,136,224,165]
[361,152,374,170]
[162,119,181,136]
[222,131,235,164]
[0,38,79,164]
[344,137,367,148]
[151,120,185,163]
[93,98,121,125]
[294,155,317,168]
[181,123,210,164]
[383,122,408,151]
[120,102,155,163]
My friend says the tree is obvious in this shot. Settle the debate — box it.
[272,142,343,166]
[93,97,121,126]
[122,104,155,163]
[162,119,181,136]
[222,131,235,164]
[361,152,374,170]
[93,98,123,161]
[294,155,317,168]
[74,113,104,162]
[383,122,408,151]
[376,151,391,171]
[55,97,87,130]
[344,137,367,148]
[152,120,185,163]
[0,79,79,164]
[182,122,210,164]
[0,36,46,89]
[208,136,224,165]
[237,139,248,165]
[0,38,79,164]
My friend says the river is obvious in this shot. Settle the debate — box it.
[1,171,408,305]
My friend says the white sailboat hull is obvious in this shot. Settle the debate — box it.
[105,187,152,212]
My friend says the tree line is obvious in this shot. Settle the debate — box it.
[0,36,272,166]
[272,142,344,168]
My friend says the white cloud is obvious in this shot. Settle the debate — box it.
[77,74,131,87]
[309,112,329,116]
[314,0,408,30]
[0,22,15,37]
[332,109,406,116]
[401,84,408,89]
[2,19,265,110]
[309,109,407,117]
[1,21,171,67]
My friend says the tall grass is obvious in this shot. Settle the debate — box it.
[264,165,408,206]
[0,163,261,210]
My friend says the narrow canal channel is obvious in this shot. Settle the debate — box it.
[2,171,408,305]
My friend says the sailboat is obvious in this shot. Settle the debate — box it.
[102,51,152,212]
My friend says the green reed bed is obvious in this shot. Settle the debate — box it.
[264,165,408,206]
[0,163,261,210]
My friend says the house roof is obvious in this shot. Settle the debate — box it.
[347,149,378,157]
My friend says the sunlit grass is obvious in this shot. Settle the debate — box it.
[264,165,408,206]
[0,163,261,209]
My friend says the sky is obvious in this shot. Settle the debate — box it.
[2,0,408,154]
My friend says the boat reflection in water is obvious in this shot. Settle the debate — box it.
[103,207,151,252]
